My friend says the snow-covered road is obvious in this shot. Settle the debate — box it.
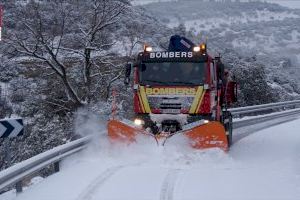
[2,117,300,200]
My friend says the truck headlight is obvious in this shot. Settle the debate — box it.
[134,118,144,126]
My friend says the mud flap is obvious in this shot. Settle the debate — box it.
[182,121,229,151]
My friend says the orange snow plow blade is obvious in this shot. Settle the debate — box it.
[108,119,228,151]
[107,119,142,143]
[183,121,229,151]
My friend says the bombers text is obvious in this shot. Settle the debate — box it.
[145,87,196,95]
[149,52,193,59]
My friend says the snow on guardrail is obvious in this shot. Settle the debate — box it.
[0,137,90,194]
[233,107,300,128]
[1,100,300,195]
[228,100,300,115]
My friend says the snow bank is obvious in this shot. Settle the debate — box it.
[2,117,300,200]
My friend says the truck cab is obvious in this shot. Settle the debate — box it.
[125,37,237,135]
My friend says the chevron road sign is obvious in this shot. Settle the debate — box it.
[0,118,24,138]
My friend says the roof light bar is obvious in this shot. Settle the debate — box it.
[144,44,153,52]
[193,43,207,53]
[193,46,201,52]
[200,43,206,51]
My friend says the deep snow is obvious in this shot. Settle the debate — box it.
[2,116,300,200]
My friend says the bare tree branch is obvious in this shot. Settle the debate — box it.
[8,0,128,109]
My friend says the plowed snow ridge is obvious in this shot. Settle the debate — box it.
[2,117,300,200]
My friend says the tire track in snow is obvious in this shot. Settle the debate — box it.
[160,169,180,200]
[76,165,124,200]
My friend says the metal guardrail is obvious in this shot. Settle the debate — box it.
[1,100,300,196]
[233,108,300,129]
[229,100,300,115]
[0,137,90,194]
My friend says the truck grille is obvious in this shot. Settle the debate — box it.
[160,103,181,109]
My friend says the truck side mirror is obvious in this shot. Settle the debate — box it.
[225,81,238,104]
[124,63,132,85]
[232,81,238,102]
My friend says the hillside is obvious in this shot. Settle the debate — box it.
[142,0,300,99]
[1,0,299,172]
[0,0,170,171]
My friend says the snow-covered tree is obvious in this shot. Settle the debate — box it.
[7,0,128,110]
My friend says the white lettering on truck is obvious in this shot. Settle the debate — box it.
[162,52,169,58]
[150,53,155,58]
[149,52,194,59]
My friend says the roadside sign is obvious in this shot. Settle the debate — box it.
[0,118,24,138]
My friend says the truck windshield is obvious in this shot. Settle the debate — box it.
[139,62,206,86]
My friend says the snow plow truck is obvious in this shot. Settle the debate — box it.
[108,35,237,151]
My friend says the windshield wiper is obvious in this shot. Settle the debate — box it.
[142,80,169,85]
[168,81,196,85]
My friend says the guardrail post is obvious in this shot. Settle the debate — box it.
[15,181,22,194]
[54,161,60,173]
